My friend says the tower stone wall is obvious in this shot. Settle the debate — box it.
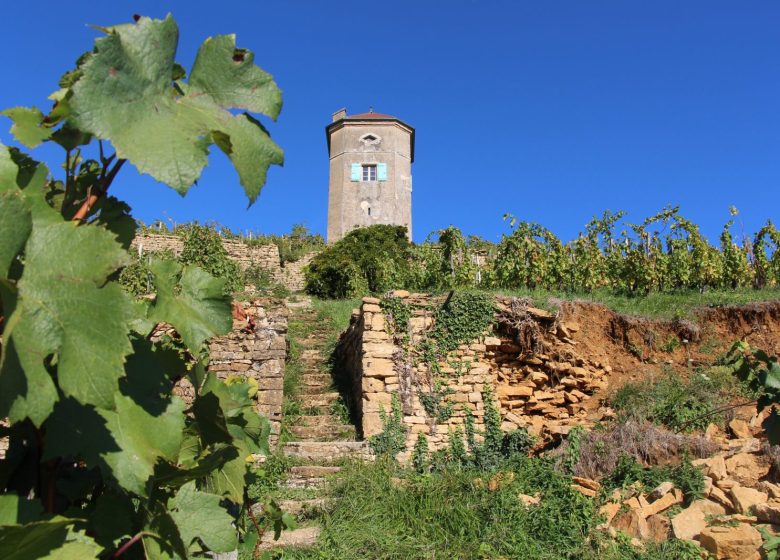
[326,109,414,243]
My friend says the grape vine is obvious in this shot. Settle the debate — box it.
[0,15,284,559]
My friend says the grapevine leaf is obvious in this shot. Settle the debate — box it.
[98,394,186,495]
[42,397,119,463]
[141,508,187,560]
[0,517,101,560]
[202,443,249,504]
[760,361,780,392]
[0,142,17,185]
[148,259,232,353]
[764,408,780,446]
[0,189,31,278]
[69,15,283,202]
[0,143,31,277]
[188,34,281,118]
[89,493,134,547]
[169,481,237,553]
[0,107,52,148]
[3,219,134,417]
[0,495,42,525]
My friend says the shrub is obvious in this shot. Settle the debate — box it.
[411,433,429,474]
[179,223,244,294]
[552,421,717,482]
[611,371,725,432]
[305,224,410,298]
[118,248,176,296]
[501,428,535,458]
[368,394,407,460]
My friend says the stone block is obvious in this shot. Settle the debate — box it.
[363,358,396,378]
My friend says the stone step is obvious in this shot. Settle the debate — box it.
[277,498,328,517]
[259,526,320,550]
[301,392,340,407]
[295,414,346,427]
[300,373,332,386]
[289,424,356,441]
[283,476,328,489]
[283,441,373,462]
[298,384,336,395]
[290,465,342,477]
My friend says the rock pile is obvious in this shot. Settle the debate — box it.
[592,419,775,559]
[490,298,612,440]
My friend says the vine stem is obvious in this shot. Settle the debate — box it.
[245,493,266,560]
[71,158,126,222]
[112,531,157,558]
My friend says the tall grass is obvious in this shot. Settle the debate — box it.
[282,459,701,560]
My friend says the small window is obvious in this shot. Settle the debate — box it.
[362,164,377,181]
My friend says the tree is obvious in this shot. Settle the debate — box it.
[0,15,286,558]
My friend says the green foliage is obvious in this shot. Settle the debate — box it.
[559,425,585,475]
[368,394,408,460]
[179,223,244,295]
[721,341,780,444]
[305,207,780,301]
[417,383,455,423]
[611,371,728,432]
[501,428,535,457]
[428,291,495,356]
[68,16,283,201]
[119,247,176,296]
[604,454,705,505]
[286,457,607,560]
[305,224,410,298]
[411,433,430,474]
[0,15,283,558]
[760,526,780,560]
[273,223,325,265]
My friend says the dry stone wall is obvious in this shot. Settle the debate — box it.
[281,252,318,293]
[162,299,288,444]
[132,233,284,284]
[338,292,613,458]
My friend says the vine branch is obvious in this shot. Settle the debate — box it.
[72,157,126,222]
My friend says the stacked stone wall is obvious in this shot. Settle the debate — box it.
[338,292,613,457]
[132,233,294,288]
[166,299,288,444]
[281,252,318,293]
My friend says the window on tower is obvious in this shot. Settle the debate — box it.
[361,164,377,181]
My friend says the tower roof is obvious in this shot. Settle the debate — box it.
[326,109,415,162]
[346,111,397,120]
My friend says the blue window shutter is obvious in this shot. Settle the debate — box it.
[377,163,388,181]
[350,164,361,181]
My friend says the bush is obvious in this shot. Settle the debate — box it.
[305,225,410,298]
[179,223,244,294]
[611,371,724,432]
[118,248,175,296]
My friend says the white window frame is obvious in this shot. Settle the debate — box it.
[361,164,377,182]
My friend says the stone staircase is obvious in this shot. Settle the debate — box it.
[259,299,371,552]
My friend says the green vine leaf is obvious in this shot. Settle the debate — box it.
[0,517,101,559]
[148,259,233,353]
[1,219,134,421]
[169,481,237,553]
[0,107,52,148]
[98,395,186,495]
[69,15,283,203]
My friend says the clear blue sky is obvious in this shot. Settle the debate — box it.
[1,1,778,244]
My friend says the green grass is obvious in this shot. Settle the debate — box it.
[278,459,703,560]
[485,287,780,320]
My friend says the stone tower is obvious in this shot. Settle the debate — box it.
[326,108,414,243]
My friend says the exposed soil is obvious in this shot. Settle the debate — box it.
[556,300,780,402]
